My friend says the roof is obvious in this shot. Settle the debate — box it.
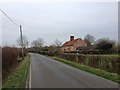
[62,38,84,47]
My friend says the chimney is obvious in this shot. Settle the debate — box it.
[70,36,74,41]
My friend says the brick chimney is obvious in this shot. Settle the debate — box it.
[70,36,74,41]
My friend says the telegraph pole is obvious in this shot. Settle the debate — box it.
[20,25,24,59]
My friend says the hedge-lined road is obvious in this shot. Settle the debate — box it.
[30,53,118,88]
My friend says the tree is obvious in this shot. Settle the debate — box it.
[17,35,29,48]
[84,34,95,46]
[31,38,45,50]
[47,39,62,52]
[52,39,62,47]
[95,38,113,51]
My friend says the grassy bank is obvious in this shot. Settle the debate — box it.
[3,54,31,88]
[51,56,120,83]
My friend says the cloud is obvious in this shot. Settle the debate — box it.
[1,2,118,46]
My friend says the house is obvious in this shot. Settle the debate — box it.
[61,36,87,52]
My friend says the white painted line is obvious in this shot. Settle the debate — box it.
[29,62,31,88]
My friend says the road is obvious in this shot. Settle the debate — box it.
[30,53,118,88]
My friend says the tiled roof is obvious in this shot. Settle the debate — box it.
[62,38,83,47]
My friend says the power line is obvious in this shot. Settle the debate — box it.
[0,9,24,58]
[0,9,19,27]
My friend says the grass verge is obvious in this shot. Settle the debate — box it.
[51,56,120,84]
[3,54,31,88]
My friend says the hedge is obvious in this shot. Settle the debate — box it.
[57,53,120,74]
[37,51,120,74]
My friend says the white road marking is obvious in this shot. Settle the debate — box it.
[29,62,31,88]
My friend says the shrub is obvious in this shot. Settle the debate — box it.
[95,38,114,51]
[57,53,120,74]
[2,47,20,79]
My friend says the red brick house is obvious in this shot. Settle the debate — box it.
[61,36,87,52]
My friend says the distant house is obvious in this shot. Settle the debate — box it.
[61,36,87,52]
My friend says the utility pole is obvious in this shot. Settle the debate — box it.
[20,25,24,59]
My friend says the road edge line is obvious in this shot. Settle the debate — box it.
[29,61,31,88]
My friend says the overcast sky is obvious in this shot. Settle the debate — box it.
[0,0,118,46]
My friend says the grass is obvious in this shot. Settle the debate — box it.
[3,54,31,88]
[50,56,120,84]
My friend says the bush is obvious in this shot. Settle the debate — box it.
[19,49,27,58]
[39,51,57,56]
[95,38,114,51]
[2,47,20,79]
[84,55,120,74]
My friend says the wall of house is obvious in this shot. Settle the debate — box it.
[61,46,75,52]
[61,47,65,52]
[61,46,69,52]
[69,46,74,51]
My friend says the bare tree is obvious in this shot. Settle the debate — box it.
[31,38,45,48]
[31,38,45,52]
[50,39,62,52]
[17,35,29,48]
[84,34,95,46]
[52,39,62,47]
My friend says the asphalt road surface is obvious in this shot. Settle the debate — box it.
[30,53,118,88]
